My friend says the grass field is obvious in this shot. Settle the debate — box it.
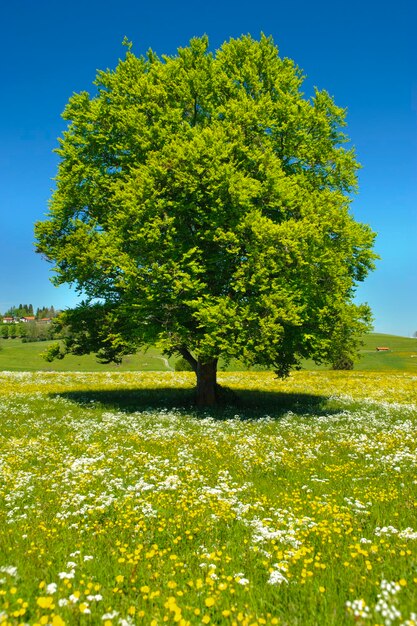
[0,341,177,372]
[0,370,416,625]
[0,334,416,373]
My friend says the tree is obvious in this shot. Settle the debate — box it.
[35,35,377,406]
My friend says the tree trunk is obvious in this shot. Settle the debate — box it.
[196,359,218,407]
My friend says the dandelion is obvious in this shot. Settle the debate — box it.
[37,597,54,609]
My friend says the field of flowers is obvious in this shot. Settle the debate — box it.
[0,370,416,626]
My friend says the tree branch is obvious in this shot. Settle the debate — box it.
[177,346,198,373]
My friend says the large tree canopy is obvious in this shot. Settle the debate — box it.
[35,34,377,405]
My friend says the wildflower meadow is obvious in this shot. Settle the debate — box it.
[0,370,416,625]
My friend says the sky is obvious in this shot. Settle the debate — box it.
[0,0,416,335]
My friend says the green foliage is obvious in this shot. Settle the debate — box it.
[21,321,59,343]
[0,304,58,323]
[2,303,34,318]
[331,355,354,370]
[40,342,65,362]
[174,356,194,372]
[17,323,28,339]
[35,34,377,387]
[35,305,56,319]
[1,325,9,340]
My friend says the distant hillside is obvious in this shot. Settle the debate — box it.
[0,334,416,373]
[356,333,417,372]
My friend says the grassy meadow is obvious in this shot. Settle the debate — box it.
[0,369,417,625]
[0,333,416,373]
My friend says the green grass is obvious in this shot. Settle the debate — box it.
[0,339,176,372]
[356,333,417,372]
[1,333,416,373]
[0,370,416,625]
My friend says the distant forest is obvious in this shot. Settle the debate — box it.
[1,304,58,319]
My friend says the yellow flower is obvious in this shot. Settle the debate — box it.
[399,579,407,587]
[37,597,54,609]
[319,586,326,593]
[51,617,65,626]
[205,597,215,607]
[115,575,124,584]
[202,616,210,624]
[140,585,150,594]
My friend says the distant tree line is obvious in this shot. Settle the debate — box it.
[1,304,57,319]
[0,304,61,343]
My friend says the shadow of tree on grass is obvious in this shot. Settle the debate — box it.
[53,385,335,421]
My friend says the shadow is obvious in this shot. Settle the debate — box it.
[52,385,335,421]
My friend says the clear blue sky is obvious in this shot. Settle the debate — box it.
[1,0,416,335]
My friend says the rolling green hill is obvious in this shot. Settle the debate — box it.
[0,339,176,372]
[0,333,416,372]
[356,333,417,372]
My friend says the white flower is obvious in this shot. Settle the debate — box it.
[58,570,75,579]
[46,582,58,594]
[66,561,77,568]
[87,594,103,601]
[58,598,69,607]
[69,594,79,604]
[0,566,17,577]
[345,598,370,619]
[268,570,288,585]
[83,555,94,561]
[102,612,119,620]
